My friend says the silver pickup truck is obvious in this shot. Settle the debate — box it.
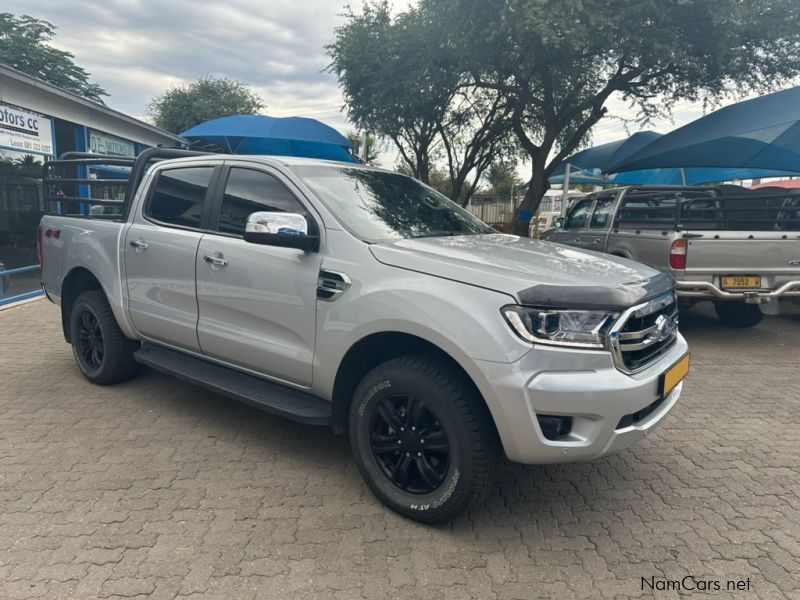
[38,150,689,522]
[543,186,800,327]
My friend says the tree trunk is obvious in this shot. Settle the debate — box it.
[510,163,550,236]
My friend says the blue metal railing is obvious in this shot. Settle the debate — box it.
[0,264,43,307]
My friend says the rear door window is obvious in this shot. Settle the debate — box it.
[146,167,214,229]
[590,195,615,228]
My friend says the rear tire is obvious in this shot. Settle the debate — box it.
[69,290,141,384]
[348,355,497,524]
[713,302,764,328]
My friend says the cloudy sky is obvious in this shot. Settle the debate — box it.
[9,0,727,170]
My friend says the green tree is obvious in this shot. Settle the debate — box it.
[428,0,800,234]
[484,160,523,198]
[347,131,383,165]
[148,77,265,135]
[328,1,517,205]
[0,13,107,103]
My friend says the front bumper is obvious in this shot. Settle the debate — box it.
[472,333,688,464]
[676,279,800,303]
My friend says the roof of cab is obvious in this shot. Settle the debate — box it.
[153,154,399,177]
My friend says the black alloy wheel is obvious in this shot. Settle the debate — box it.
[369,394,450,494]
[349,355,498,523]
[69,290,141,385]
[76,309,105,369]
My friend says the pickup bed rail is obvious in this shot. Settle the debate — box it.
[614,187,800,231]
[43,148,208,218]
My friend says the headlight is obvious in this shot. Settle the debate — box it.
[501,305,618,349]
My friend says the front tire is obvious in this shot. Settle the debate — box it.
[69,290,141,385]
[713,301,765,328]
[349,355,497,523]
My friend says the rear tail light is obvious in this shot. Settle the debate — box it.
[669,239,688,270]
[37,224,44,269]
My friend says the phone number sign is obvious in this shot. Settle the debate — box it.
[0,102,54,156]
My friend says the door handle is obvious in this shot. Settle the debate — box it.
[591,239,601,244]
[573,238,582,243]
[129,239,148,251]
[203,254,229,267]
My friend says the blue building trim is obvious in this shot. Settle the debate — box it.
[50,116,57,158]
[74,125,90,212]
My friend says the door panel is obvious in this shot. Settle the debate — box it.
[551,197,593,248]
[195,165,321,387]
[582,194,615,251]
[195,234,321,386]
[125,224,202,351]
[124,164,216,352]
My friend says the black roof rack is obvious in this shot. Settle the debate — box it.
[43,148,211,218]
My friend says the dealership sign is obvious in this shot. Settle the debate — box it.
[89,129,135,156]
[0,102,53,156]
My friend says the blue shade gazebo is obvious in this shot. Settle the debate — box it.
[550,131,662,179]
[609,166,798,185]
[181,115,356,162]
[608,86,800,173]
[550,128,799,186]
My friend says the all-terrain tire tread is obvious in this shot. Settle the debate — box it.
[352,354,499,523]
[71,290,140,385]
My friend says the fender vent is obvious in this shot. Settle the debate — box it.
[317,270,351,301]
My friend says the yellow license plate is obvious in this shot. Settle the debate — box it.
[720,276,761,289]
[660,354,690,398]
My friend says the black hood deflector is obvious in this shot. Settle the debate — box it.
[517,271,675,311]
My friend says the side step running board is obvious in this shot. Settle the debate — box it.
[134,344,331,426]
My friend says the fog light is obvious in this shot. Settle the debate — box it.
[537,415,573,440]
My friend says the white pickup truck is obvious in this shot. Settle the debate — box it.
[543,185,800,327]
[38,150,689,522]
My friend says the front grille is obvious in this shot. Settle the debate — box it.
[609,292,678,373]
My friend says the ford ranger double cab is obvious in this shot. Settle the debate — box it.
[38,149,690,522]
[543,186,800,327]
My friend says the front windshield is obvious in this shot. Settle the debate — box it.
[292,165,495,242]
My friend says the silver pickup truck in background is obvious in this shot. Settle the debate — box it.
[543,186,800,327]
[38,150,690,522]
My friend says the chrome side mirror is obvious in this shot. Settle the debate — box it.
[244,211,319,251]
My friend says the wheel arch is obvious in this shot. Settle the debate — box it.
[330,331,495,437]
[60,267,105,343]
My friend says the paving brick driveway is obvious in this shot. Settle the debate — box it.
[1,299,798,599]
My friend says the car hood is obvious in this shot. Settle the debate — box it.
[370,234,674,310]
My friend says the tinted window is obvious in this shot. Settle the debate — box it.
[218,168,306,236]
[590,196,614,228]
[148,167,213,228]
[565,198,592,229]
[292,166,494,242]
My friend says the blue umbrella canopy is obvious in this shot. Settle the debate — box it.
[608,86,800,172]
[181,115,356,162]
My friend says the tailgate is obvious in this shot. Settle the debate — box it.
[685,232,800,276]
